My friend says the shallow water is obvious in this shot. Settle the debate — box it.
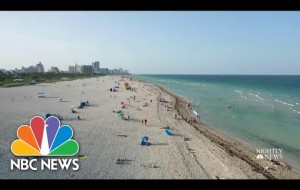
[133,75,300,171]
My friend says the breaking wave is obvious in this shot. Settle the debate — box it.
[274,99,295,107]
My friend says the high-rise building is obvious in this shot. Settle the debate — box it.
[36,62,44,73]
[92,61,100,73]
[81,65,93,74]
[27,66,37,73]
[69,66,75,73]
[50,67,60,73]
[99,68,109,74]
[75,64,81,73]
[112,69,119,75]
[20,66,27,73]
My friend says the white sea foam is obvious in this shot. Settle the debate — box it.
[296,103,299,105]
[234,90,242,94]
[184,82,209,88]
[249,98,264,103]
[274,99,295,107]
[241,95,247,100]
[255,95,265,101]
[292,109,300,114]
[248,93,265,101]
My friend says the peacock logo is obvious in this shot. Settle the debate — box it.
[11,116,79,156]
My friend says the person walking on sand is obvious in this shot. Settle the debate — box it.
[144,118,147,126]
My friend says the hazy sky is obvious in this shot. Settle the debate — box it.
[0,11,300,74]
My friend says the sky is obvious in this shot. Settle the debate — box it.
[0,11,300,74]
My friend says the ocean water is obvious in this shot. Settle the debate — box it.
[133,75,300,170]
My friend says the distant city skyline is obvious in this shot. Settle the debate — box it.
[0,11,300,74]
[2,61,130,75]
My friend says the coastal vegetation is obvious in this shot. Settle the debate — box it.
[0,71,106,87]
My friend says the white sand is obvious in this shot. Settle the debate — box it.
[0,76,296,179]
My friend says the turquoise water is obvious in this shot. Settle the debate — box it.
[133,75,300,170]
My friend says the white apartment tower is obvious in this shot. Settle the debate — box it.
[36,62,44,73]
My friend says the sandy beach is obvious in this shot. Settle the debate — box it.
[0,76,299,179]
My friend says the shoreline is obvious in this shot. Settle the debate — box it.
[1,75,299,179]
[132,77,300,179]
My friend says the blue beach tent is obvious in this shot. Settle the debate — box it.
[140,136,149,146]
[164,129,172,136]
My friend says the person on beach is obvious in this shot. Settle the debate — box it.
[77,115,81,120]
[144,118,147,126]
